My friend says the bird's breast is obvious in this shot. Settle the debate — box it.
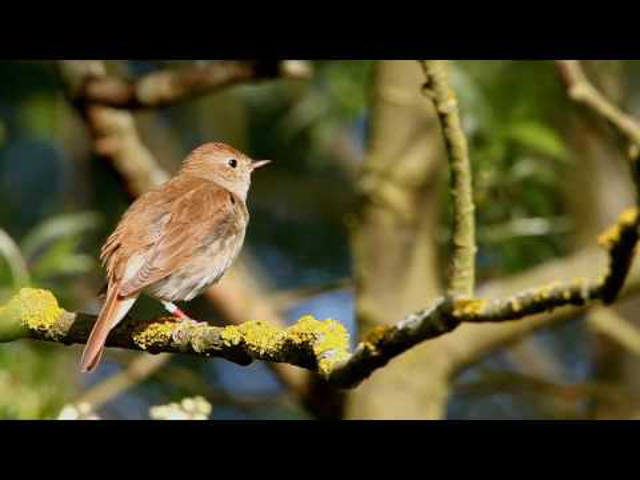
[146,230,246,303]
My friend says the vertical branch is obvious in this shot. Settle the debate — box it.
[420,60,476,298]
[346,60,447,419]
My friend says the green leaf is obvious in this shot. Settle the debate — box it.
[29,236,96,280]
[505,122,568,160]
[21,211,101,261]
[18,92,59,139]
[0,229,30,288]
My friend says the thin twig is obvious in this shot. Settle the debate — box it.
[77,352,286,414]
[457,369,634,411]
[556,60,640,147]
[587,306,640,357]
[76,354,171,408]
[270,277,352,310]
[420,60,476,298]
[557,60,640,303]
[59,61,169,195]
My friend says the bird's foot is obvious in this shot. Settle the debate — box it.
[161,301,196,324]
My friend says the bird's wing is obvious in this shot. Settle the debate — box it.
[100,183,175,286]
[118,183,246,297]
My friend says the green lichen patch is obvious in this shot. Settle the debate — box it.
[289,316,350,376]
[220,324,243,346]
[220,316,351,375]
[239,321,282,354]
[363,325,391,349]
[535,281,561,301]
[598,207,639,249]
[0,288,64,336]
[221,321,283,355]
[452,298,487,317]
[509,297,522,313]
[132,319,177,350]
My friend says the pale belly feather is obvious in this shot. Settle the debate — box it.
[145,230,245,302]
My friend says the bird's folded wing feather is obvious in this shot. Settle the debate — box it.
[101,179,246,297]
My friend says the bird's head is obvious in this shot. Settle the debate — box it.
[181,142,271,200]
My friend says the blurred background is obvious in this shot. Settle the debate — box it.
[1,60,639,420]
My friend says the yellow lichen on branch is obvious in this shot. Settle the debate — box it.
[598,207,639,249]
[291,316,350,375]
[220,316,351,376]
[6,288,64,330]
[0,287,354,378]
[221,320,282,353]
[132,319,177,350]
[0,288,65,341]
[452,298,487,317]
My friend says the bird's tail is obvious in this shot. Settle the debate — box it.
[80,281,137,373]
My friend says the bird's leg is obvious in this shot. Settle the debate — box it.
[162,301,199,344]
[161,301,194,323]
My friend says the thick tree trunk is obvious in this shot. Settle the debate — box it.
[346,61,447,419]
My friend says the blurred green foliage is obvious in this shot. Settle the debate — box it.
[448,60,575,279]
[0,211,100,419]
[0,62,101,418]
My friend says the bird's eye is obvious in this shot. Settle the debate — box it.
[228,158,238,168]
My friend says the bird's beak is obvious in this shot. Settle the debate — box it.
[251,159,272,170]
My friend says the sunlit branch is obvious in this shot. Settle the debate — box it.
[3,209,639,390]
[420,60,476,298]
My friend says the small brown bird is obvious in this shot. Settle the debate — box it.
[80,142,270,372]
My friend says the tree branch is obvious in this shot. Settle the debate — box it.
[12,59,633,401]
[587,306,640,357]
[75,354,171,408]
[76,61,312,109]
[556,60,640,147]
[2,203,638,389]
[556,60,640,303]
[59,61,169,194]
[420,60,477,298]
[0,289,351,381]
[57,59,311,400]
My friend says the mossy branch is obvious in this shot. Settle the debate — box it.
[1,207,637,391]
[419,60,476,298]
[73,61,312,110]
[0,288,353,383]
